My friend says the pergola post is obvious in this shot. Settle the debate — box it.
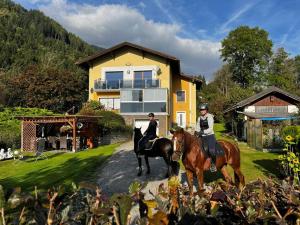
[72,118,77,152]
[21,121,24,151]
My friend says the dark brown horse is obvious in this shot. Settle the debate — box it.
[170,128,245,194]
[133,127,178,177]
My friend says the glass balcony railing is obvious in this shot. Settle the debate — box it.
[94,79,160,91]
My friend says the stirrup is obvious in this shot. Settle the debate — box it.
[210,163,217,172]
[149,138,158,143]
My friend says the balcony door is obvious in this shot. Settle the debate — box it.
[105,71,123,89]
[133,70,152,88]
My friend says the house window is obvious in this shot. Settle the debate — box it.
[176,90,185,102]
[134,70,152,80]
[133,70,152,88]
[255,106,287,113]
[99,98,120,110]
[105,71,124,89]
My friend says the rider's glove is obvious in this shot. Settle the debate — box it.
[199,130,204,136]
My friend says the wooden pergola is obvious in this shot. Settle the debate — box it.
[16,115,102,152]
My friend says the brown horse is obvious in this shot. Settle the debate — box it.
[170,128,245,195]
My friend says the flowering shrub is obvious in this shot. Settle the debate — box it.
[0,177,300,225]
[279,134,300,183]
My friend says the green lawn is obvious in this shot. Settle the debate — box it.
[0,144,119,191]
[205,123,281,183]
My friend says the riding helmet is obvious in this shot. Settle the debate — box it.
[148,112,155,117]
[199,103,208,110]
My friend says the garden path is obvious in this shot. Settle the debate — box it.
[96,141,182,198]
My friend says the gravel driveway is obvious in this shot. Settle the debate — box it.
[96,141,179,198]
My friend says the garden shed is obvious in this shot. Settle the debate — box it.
[16,115,102,152]
[224,86,300,150]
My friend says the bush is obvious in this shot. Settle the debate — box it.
[0,178,300,224]
[281,126,300,142]
[78,100,104,115]
[79,102,132,135]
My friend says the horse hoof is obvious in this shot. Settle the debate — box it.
[137,171,142,176]
[146,170,150,175]
[165,173,169,178]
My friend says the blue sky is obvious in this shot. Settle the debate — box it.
[13,0,300,79]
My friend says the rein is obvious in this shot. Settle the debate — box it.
[173,133,186,160]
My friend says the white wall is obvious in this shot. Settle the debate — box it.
[244,106,255,112]
[288,105,299,113]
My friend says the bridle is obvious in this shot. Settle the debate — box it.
[173,133,185,159]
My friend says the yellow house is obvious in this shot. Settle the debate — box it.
[76,42,202,136]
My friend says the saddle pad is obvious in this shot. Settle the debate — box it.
[202,141,225,157]
[215,142,225,156]
[145,138,158,150]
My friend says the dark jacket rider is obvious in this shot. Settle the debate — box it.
[195,103,217,172]
[138,113,157,153]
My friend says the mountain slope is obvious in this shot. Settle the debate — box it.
[0,0,105,111]
[0,0,99,72]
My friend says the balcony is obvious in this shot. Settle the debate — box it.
[120,88,168,114]
[94,79,160,91]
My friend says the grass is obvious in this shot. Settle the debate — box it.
[199,123,280,183]
[0,144,119,191]
[216,123,280,182]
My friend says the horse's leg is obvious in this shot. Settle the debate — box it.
[233,167,245,187]
[185,169,194,197]
[195,168,205,194]
[137,155,142,176]
[220,166,233,185]
[145,156,150,174]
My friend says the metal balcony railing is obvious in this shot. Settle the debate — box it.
[94,79,160,91]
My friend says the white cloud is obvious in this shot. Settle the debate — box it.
[38,0,222,78]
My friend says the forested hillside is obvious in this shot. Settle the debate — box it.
[0,0,101,112]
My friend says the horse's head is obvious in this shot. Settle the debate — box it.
[133,127,142,137]
[170,127,185,158]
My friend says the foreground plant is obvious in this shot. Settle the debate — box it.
[279,135,300,183]
[0,178,299,225]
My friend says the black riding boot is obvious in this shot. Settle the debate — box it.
[210,154,217,172]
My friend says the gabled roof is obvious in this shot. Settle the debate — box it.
[224,86,300,113]
[76,42,180,67]
[76,42,203,84]
[180,73,203,83]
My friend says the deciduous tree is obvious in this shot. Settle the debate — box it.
[6,65,86,112]
[221,26,273,88]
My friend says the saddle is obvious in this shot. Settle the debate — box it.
[200,137,225,157]
[144,138,159,150]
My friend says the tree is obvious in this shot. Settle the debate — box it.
[199,64,254,122]
[294,55,300,86]
[200,65,233,122]
[267,48,297,91]
[221,26,273,88]
[5,65,87,112]
[212,64,234,98]
[0,0,99,107]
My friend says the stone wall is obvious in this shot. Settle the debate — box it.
[99,132,132,146]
